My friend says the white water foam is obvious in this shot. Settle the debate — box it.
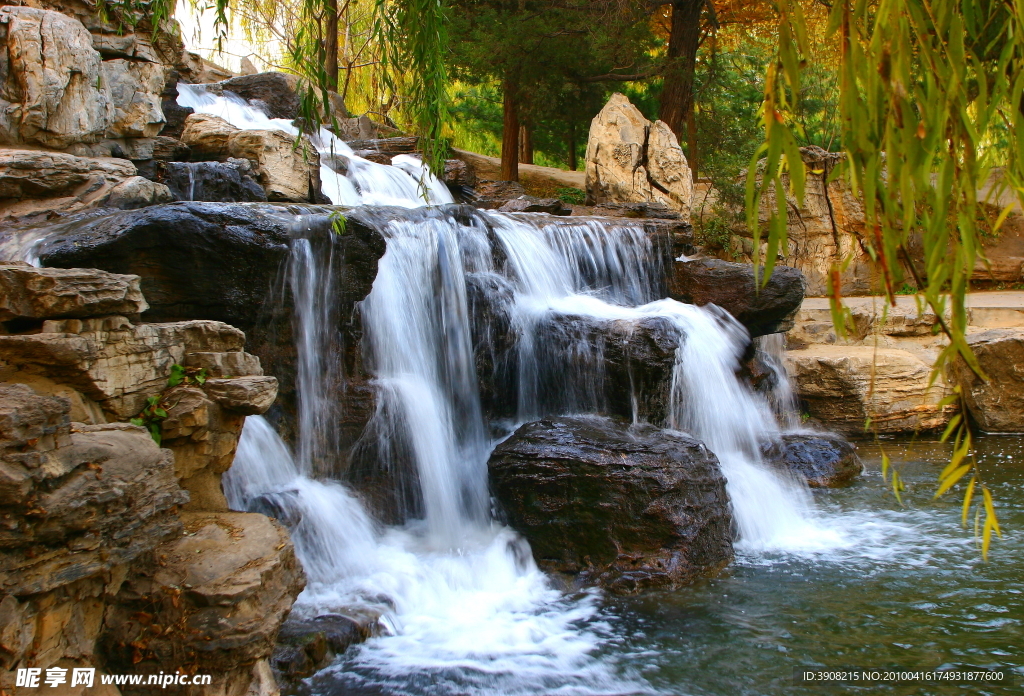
[175,84,453,208]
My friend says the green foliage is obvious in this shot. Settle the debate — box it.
[131,395,169,445]
[756,0,1024,557]
[167,364,208,388]
[556,188,586,205]
[695,210,737,254]
[330,211,347,235]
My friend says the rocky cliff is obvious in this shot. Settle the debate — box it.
[0,264,304,694]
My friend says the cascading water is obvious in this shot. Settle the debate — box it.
[184,82,839,692]
[175,84,453,208]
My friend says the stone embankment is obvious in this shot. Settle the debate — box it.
[786,292,1024,435]
[0,264,303,695]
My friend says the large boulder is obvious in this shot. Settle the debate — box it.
[761,432,863,487]
[584,93,694,221]
[951,329,1024,432]
[101,511,305,696]
[786,344,953,434]
[669,257,806,336]
[0,264,146,321]
[489,416,733,593]
[208,72,302,120]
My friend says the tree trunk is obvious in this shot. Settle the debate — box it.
[325,0,340,91]
[567,121,577,171]
[518,125,534,164]
[659,0,704,143]
[686,102,699,181]
[501,80,520,182]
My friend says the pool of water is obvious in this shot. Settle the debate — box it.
[311,435,1023,696]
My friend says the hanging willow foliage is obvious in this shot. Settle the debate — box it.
[752,0,1024,559]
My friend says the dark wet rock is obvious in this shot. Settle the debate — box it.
[761,432,863,487]
[669,257,805,337]
[489,416,733,593]
[212,72,301,120]
[443,158,476,188]
[498,196,572,216]
[159,73,194,139]
[159,159,267,202]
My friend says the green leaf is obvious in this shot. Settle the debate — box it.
[130,418,145,427]
[167,364,185,388]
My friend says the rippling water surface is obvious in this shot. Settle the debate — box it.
[311,436,1022,696]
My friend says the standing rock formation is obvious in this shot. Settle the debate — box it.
[585,93,694,221]
[489,416,733,594]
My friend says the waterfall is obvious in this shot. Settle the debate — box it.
[175,84,453,208]
[219,197,845,691]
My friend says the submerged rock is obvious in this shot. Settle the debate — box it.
[669,257,805,337]
[489,416,733,594]
[952,329,1024,432]
[761,432,863,487]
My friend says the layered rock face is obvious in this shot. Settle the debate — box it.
[585,93,694,221]
[0,263,302,694]
[0,6,164,148]
[489,416,733,594]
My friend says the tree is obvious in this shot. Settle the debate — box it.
[447,0,656,181]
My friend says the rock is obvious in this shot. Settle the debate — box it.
[0,316,246,418]
[204,376,279,415]
[180,113,239,159]
[443,158,476,187]
[180,114,322,202]
[951,329,1024,432]
[91,31,161,62]
[0,385,187,597]
[669,258,806,337]
[585,93,694,221]
[150,135,190,161]
[160,158,267,202]
[498,196,571,215]
[99,59,165,139]
[102,175,174,210]
[347,136,420,157]
[272,613,367,680]
[158,72,195,139]
[183,350,263,378]
[228,128,322,202]
[0,7,107,148]
[159,384,250,511]
[0,264,146,321]
[35,201,389,448]
[489,416,732,593]
[570,201,682,219]
[761,432,863,487]
[785,344,953,434]
[101,511,306,691]
[0,149,136,202]
[210,72,302,120]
